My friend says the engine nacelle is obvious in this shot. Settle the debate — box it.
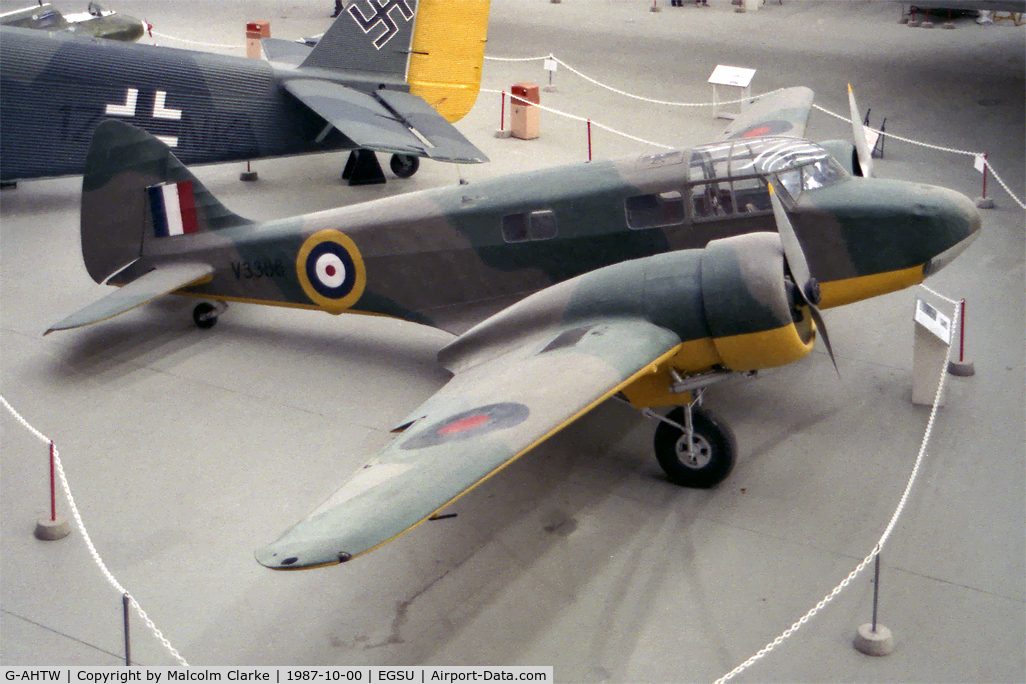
[699,232,815,372]
[819,139,862,176]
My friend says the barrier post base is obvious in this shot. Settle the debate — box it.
[948,360,975,376]
[975,197,995,209]
[35,516,71,541]
[854,623,894,656]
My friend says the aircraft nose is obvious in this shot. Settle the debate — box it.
[921,186,981,277]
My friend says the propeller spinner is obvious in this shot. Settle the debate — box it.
[768,184,840,377]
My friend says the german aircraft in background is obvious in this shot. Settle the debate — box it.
[47,87,980,570]
[1,2,145,41]
[0,0,490,185]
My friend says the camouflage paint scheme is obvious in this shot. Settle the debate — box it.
[48,87,980,569]
[0,3,146,42]
[0,0,489,181]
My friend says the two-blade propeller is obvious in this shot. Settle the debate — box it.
[768,184,840,377]
[848,83,874,179]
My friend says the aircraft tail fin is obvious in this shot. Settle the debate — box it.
[300,1,490,124]
[81,120,252,284]
[300,0,417,77]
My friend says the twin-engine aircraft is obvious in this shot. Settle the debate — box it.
[47,87,980,570]
[0,3,146,42]
[0,0,489,184]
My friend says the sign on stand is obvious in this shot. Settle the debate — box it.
[912,298,952,406]
[708,65,755,120]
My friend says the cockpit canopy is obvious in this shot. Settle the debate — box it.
[626,138,850,228]
[688,136,849,199]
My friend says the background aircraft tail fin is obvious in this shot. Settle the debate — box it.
[81,120,252,284]
[406,0,490,123]
[299,1,490,124]
[300,0,416,77]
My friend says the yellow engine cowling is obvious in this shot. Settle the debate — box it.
[701,232,815,371]
[622,233,815,409]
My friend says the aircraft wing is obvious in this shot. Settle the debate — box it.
[716,86,814,141]
[255,315,683,569]
[45,262,214,335]
[282,79,487,164]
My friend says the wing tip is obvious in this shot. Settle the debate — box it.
[254,545,351,571]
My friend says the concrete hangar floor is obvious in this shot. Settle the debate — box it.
[1,0,1023,679]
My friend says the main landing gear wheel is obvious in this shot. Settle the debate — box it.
[653,405,736,488]
[192,302,219,329]
[390,154,420,179]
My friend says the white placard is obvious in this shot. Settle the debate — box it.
[708,65,756,88]
[864,127,880,151]
[915,298,951,343]
[543,58,558,72]
[974,154,986,174]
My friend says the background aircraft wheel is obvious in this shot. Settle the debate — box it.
[653,406,735,488]
[192,302,218,329]
[390,154,420,179]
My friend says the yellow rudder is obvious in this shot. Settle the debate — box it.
[407,0,490,123]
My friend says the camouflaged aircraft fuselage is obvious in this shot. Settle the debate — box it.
[121,137,978,335]
[0,26,358,179]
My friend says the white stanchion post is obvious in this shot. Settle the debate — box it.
[975,153,994,209]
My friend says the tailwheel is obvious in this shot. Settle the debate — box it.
[653,404,736,488]
[390,154,420,179]
[192,301,226,329]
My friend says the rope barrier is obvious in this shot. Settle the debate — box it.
[482,88,675,151]
[714,289,961,683]
[486,54,776,108]
[0,281,967,674]
[0,396,190,667]
[484,54,552,63]
[813,103,1024,210]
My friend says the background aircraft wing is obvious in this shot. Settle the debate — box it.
[45,262,213,334]
[716,86,814,141]
[255,316,683,570]
[283,79,487,163]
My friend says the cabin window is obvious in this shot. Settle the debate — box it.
[502,210,557,243]
[732,177,771,213]
[690,183,734,220]
[802,157,846,190]
[776,169,802,200]
[624,191,684,229]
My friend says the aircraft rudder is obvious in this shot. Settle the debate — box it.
[407,0,491,123]
[81,120,250,284]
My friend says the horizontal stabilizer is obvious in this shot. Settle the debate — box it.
[375,89,487,163]
[283,79,486,163]
[46,262,214,335]
[260,38,314,67]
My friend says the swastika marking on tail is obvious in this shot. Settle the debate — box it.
[347,0,414,49]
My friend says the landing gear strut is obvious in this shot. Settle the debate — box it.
[651,395,736,488]
[192,301,228,329]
